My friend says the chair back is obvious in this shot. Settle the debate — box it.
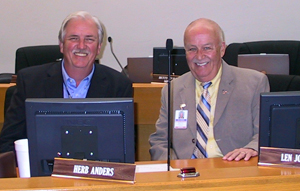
[15,45,63,73]
[0,151,17,178]
[266,74,300,92]
[3,45,63,116]
[223,40,300,75]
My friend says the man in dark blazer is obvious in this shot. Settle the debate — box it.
[0,11,132,153]
[149,18,269,161]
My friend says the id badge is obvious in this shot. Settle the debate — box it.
[174,110,188,129]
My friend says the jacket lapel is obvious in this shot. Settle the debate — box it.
[214,62,234,126]
[42,63,108,98]
[44,63,63,98]
[86,64,107,98]
[178,73,197,136]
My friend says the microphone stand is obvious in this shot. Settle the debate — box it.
[166,39,173,171]
[108,36,129,77]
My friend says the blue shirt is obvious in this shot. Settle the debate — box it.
[61,61,94,98]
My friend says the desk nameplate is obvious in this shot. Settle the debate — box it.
[259,147,300,167]
[52,158,136,183]
[152,74,179,83]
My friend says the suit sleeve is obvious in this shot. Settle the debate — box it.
[0,72,27,153]
[245,74,270,150]
[149,85,178,160]
[119,80,133,98]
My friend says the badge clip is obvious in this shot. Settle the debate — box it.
[180,104,186,110]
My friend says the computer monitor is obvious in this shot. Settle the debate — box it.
[25,98,135,177]
[127,57,153,83]
[259,91,300,153]
[238,54,289,75]
[153,47,190,75]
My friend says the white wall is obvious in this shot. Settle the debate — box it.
[1,0,300,73]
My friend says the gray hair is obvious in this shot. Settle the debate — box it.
[58,11,104,44]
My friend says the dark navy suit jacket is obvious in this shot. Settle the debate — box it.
[0,62,132,152]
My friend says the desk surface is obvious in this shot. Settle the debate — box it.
[2,157,300,190]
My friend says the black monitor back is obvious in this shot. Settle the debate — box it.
[259,91,300,151]
[153,47,189,75]
[25,98,135,177]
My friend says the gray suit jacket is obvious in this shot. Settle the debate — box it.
[149,61,270,160]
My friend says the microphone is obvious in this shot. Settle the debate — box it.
[166,39,173,52]
[107,36,128,77]
[166,38,173,171]
[166,39,175,75]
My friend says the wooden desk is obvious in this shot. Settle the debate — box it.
[0,83,15,125]
[132,83,164,125]
[2,157,300,190]
[133,83,164,161]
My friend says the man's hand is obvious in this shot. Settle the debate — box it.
[222,148,258,161]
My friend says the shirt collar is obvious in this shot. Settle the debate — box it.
[61,59,95,85]
[196,63,222,88]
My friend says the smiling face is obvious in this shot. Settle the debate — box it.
[184,19,225,82]
[59,17,101,76]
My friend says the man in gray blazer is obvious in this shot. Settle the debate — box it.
[149,18,269,161]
